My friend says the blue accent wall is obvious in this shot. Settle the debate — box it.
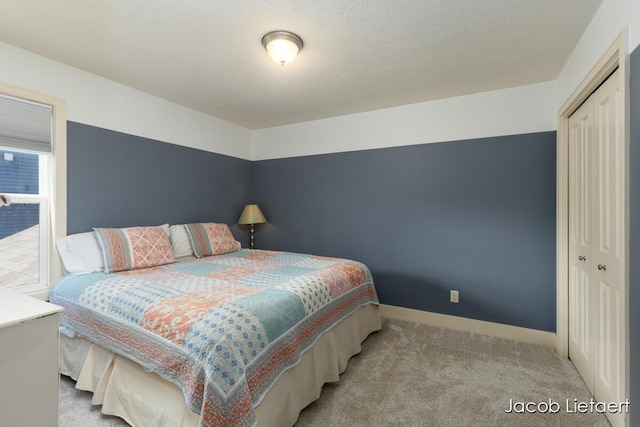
[252,132,556,332]
[629,44,639,427]
[66,121,252,239]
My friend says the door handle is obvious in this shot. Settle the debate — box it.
[578,256,586,261]
[597,264,607,271]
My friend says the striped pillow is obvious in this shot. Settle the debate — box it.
[184,223,239,258]
[94,225,176,273]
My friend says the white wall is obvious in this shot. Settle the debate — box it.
[254,0,640,162]
[633,0,640,51]
[555,0,640,110]
[0,42,252,160]
[4,0,636,163]
[252,81,556,161]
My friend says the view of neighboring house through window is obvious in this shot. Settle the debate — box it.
[0,94,52,292]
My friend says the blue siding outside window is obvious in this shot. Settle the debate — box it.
[0,204,39,239]
[0,150,39,239]
[0,150,39,194]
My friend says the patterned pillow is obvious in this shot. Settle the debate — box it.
[94,225,177,273]
[184,223,239,258]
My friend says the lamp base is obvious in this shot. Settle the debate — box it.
[249,224,255,249]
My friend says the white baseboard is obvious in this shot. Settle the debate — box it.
[378,304,557,349]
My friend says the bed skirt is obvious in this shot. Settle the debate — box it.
[60,304,381,427]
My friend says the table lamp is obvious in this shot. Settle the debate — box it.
[237,204,267,249]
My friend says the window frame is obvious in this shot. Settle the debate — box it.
[0,83,67,299]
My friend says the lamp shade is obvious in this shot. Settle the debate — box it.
[238,204,267,225]
[262,31,303,65]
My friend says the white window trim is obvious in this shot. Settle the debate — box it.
[0,83,67,300]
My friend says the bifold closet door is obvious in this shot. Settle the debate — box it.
[568,68,624,427]
[591,69,624,410]
[568,95,594,390]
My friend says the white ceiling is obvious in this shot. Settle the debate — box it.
[0,0,602,130]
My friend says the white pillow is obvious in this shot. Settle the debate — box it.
[56,232,104,275]
[169,224,194,258]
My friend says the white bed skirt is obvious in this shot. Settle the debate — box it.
[60,304,381,427]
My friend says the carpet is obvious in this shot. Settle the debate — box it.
[59,318,611,426]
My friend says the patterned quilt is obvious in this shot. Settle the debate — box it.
[50,249,379,426]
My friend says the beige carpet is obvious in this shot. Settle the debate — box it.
[59,318,611,426]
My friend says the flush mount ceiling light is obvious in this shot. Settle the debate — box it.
[261,30,303,65]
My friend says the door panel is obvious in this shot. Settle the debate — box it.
[568,97,594,391]
[592,70,623,421]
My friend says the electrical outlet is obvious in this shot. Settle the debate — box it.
[450,290,459,303]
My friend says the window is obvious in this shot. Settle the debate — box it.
[0,88,65,296]
[0,149,48,291]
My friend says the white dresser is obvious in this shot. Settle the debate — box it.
[0,288,63,427]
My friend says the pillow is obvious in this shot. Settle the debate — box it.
[56,232,104,275]
[94,225,176,273]
[169,224,194,258]
[184,223,239,258]
[169,224,241,257]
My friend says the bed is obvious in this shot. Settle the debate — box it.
[50,223,380,427]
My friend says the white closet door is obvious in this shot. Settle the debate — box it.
[568,97,594,390]
[568,68,625,427]
[592,69,624,416]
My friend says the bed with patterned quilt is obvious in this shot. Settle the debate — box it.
[50,223,380,427]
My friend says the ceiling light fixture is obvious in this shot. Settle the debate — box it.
[261,31,303,65]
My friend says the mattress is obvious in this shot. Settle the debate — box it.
[51,249,380,426]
